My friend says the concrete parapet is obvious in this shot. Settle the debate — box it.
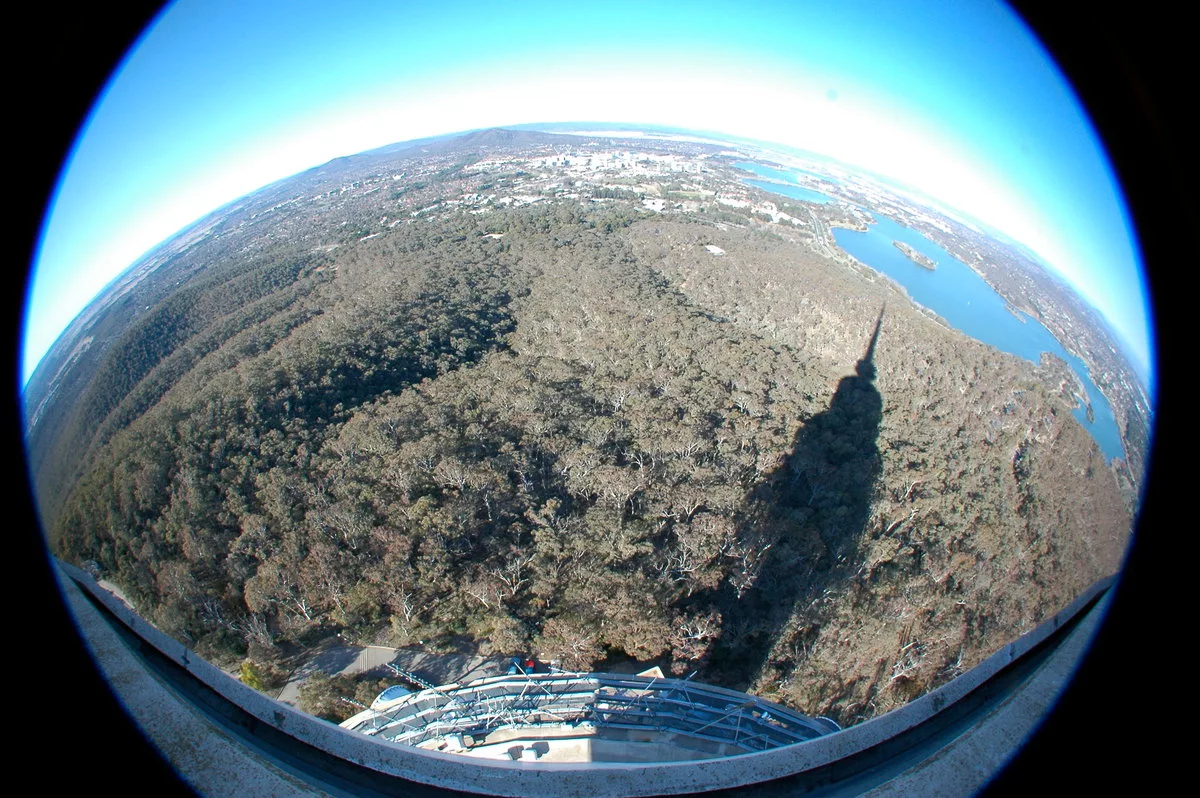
[55,560,1114,796]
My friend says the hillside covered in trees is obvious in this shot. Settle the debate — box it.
[28,129,1133,726]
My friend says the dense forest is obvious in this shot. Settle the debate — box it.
[32,132,1133,726]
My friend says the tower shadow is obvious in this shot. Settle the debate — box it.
[702,310,884,691]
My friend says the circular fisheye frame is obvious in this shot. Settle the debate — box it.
[23,1,1166,794]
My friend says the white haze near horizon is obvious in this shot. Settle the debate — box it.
[23,5,1153,395]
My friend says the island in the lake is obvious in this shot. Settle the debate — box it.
[893,240,936,270]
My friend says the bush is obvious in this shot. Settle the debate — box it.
[239,659,288,694]
[298,671,394,722]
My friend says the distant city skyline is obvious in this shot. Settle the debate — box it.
[23,0,1154,389]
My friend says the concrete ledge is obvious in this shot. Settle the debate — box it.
[862,587,1112,796]
[57,560,1114,796]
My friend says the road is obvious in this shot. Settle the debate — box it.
[275,641,510,705]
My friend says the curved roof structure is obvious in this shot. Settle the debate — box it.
[340,671,839,762]
[51,559,1118,795]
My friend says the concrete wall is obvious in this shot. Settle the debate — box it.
[56,560,1113,797]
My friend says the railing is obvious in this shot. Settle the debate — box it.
[55,558,1116,797]
[341,671,838,752]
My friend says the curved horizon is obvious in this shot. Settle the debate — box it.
[22,0,1154,391]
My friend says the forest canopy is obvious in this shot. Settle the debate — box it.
[30,134,1133,725]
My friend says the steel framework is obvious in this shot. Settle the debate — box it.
[340,671,839,755]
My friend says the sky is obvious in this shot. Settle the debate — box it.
[23,0,1154,390]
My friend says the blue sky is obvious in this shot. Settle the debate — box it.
[24,0,1153,390]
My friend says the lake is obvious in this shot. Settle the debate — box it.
[745,179,836,205]
[740,166,1124,461]
[735,160,842,187]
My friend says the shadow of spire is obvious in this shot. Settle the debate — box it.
[701,309,885,692]
[858,307,883,379]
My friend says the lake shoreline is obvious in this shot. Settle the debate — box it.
[737,163,1126,463]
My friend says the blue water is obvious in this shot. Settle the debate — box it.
[735,160,841,187]
[742,169,1124,461]
[745,179,835,205]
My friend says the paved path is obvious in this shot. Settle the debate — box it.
[98,579,135,610]
[276,642,509,705]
